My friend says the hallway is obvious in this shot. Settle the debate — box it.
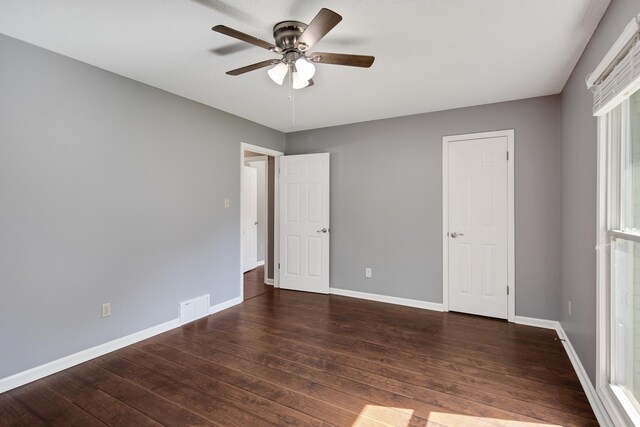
[243,265,270,301]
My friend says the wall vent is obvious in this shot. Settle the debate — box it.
[179,294,210,325]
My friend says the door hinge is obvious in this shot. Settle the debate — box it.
[507,286,510,295]
[506,151,509,161]
[278,263,280,269]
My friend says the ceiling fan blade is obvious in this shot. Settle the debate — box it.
[296,8,342,50]
[226,59,280,76]
[308,52,375,68]
[212,25,278,52]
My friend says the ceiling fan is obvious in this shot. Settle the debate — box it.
[212,8,375,89]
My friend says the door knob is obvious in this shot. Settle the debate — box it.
[450,232,464,238]
[317,228,329,233]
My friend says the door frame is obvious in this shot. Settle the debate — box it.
[244,156,268,281]
[441,129,515,322]
[242,164,259,273]
[240,143,284,301]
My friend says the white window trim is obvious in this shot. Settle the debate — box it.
[596,100,640,427]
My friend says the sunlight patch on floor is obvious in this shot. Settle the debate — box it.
[351,406,563,427]
[351,404,415,426]
[427,411,562,427]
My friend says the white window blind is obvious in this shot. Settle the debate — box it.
[588,14,640,117]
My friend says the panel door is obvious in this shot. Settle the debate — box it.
[279,153,330,293]
[448,136,508,319]
[243,165,258,273]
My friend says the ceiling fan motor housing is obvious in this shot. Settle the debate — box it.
[273,21,309,53]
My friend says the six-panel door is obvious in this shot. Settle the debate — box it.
[279,153,330,294]
[448,136,508,319]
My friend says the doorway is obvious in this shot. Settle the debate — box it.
[241,143,283,301]
[442,130,515,321]
[242,162,259,273]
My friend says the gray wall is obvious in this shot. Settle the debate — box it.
[286,95,561,320]
[0,34,285,379]
[559,0,640,385]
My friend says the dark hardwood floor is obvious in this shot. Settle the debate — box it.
[243,265,270,301]
[0,289,597,426]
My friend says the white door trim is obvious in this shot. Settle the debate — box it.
[240,143,284,301]
[442,129,515,322]
[245,155,268,163]
[242,165,259,272]
[245,156,270,285]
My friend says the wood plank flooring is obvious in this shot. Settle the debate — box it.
[0,290,597,426]
[243,265,270,301]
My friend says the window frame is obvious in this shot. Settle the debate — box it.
[597,97,640,427]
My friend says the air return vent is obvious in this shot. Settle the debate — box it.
[179,294,210,325]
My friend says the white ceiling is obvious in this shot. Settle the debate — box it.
[0,0,609,132]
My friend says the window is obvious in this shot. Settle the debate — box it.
[599,86,640,427]
[598,91,640,423]
[592,13,640,425]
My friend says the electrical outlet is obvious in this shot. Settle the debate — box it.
[224,199,230,208]
[568,300,572,316]
[101,303,111,318]
[365,267,372,278]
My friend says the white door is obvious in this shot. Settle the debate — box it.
[447,135,508,319]
[279,153,330,293]
[242,165,258,273]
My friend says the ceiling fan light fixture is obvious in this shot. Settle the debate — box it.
[294,57,315,81]
[213,8,375,90]
[267,62,288,85]
[292,71,310,89]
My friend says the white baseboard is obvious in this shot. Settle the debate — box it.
[514,316,611,426]
[0,318,180,394]
[265,278,274,286]
[555,323,612,426]
[329,288,444,312]
[0,295,243,394]
[209,296,242,315]
[514,315,559,330]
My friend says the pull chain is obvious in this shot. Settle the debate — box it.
[288,67,295,129]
